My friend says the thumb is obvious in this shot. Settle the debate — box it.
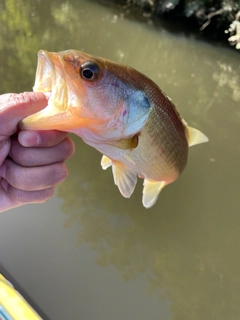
[0,92,49,135]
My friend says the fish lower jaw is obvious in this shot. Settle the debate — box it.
[20,107,77,132]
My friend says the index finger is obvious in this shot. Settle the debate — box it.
[0,92,49,136]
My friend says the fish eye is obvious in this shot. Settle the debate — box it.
[80,61,100,81]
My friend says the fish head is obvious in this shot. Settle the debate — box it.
[20,50,151,141]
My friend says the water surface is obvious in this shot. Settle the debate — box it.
[0,0,240,319]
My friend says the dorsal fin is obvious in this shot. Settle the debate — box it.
[186,126,209,147]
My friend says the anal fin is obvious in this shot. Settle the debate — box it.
[112,162,137,198]
[142,179,166,208]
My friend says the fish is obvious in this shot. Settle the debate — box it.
[20,50,208,208]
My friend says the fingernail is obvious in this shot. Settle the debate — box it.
[20,131,41,147]
[43,92,51,99]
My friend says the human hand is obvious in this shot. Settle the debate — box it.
[0,92,75,213]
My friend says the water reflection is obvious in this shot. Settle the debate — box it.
[1,0,240,319]
[59,129,239,320]
[213,60,240,102]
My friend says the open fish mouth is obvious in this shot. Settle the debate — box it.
[34,50,70,112]
[20,50,74,131]
[33,50,55,93]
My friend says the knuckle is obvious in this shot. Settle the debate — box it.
[52,163,69,183]
[7,188,22,203]
[37,130,68,147]
[61,137,75,159]
[8,186,55,204]
[18,92,42,105]
[4,160,31,190]
[4,160,68,191]
[0,139,11,166]
[18,149,35,167]
[15,92,32,105]
[40,187,55,203]
[11,148,30,167]
[5,161,19,187]
[19,92,30,101]
[7,185,26,204]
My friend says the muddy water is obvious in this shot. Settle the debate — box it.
[0,0,240,319]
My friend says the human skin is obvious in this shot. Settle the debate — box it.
[0,92,75,213]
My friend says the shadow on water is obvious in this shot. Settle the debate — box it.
[1,0,240,319]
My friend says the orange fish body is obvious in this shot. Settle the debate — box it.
[20,50,208,208]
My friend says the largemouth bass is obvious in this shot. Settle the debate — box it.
[20,50,208,208]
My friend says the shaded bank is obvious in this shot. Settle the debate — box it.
[98,0,240,49]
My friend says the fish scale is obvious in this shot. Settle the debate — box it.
[106,60,188,174]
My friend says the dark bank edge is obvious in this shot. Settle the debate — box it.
[96,0,240,50]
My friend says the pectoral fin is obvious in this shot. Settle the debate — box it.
[186,126,208,147]
[101,155,112,170]
[109,134,138,150]
[142,180,166,208]
[112,162,137,198]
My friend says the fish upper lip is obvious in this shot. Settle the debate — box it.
[33,50,55,92]
[34,50,70,112]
